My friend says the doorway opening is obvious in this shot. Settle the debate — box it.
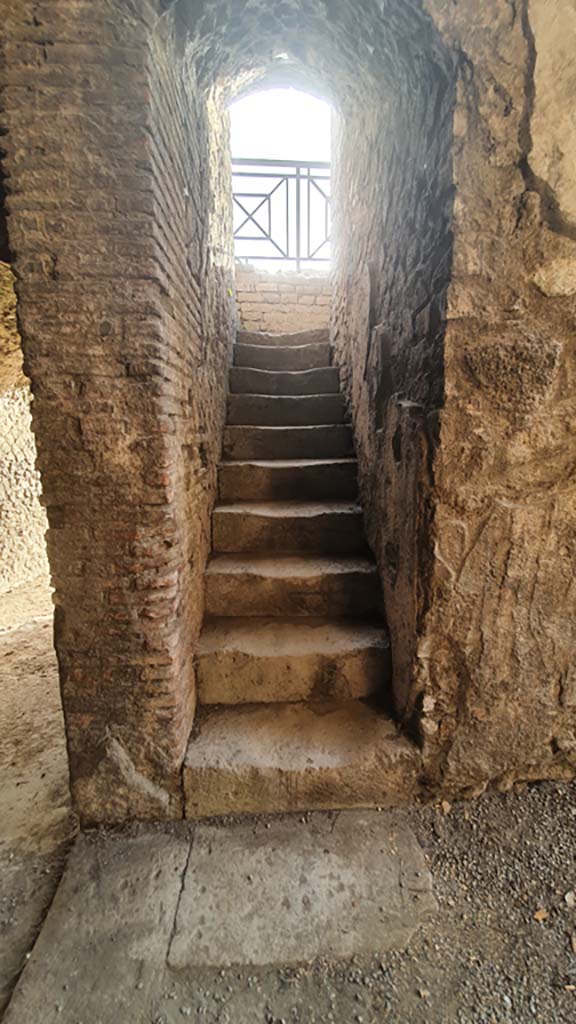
[229,88,332,272]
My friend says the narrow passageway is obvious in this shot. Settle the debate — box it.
[183,320,419,818]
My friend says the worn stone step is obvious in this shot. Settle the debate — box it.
[205,554,382,618]
[218,458,358,502]
[212,501,367,554]
[223,425,354,460]
[197,617,390,705]
[227,393,347,427]
[229,366,340,396]
[234,342,330,371]
[237,328,329,348]
[183,701,420,817]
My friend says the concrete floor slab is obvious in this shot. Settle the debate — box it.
[169,812,436,968]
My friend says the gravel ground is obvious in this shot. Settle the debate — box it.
[1,580,575,1022]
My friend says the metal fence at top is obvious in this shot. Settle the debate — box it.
[232,158,331,270]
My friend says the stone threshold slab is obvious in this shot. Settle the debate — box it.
[3,813,435,1022]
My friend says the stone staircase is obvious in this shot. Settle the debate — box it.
[183,328,419,817]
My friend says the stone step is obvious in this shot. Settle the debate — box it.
[205,554,382,618]
[212,501,368,555]
[223,425,354,460]
[237,328,329,348]
[218,458,358,502]
[183,701,420,817]
[197,617,390,705]
[234,342,330,371]
[227,393,347,427]
[229,366,340,396]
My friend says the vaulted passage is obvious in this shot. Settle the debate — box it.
[1,0,575,825]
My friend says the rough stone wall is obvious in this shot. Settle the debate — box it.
[331,14,455,722]
[0,387,49,592]
[0,0,234,824]
[235,264,330,333]
[413,0,576,796]
[0,262,49,593]
[333,0,576,796]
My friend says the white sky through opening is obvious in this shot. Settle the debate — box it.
[229,88,332,270]
[230,88,331,161]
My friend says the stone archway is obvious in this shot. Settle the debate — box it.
[1,0,574,823]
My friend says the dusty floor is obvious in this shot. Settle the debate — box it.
[1,580,576,1022]
[0,579,77,1013]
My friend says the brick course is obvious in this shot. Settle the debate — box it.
[235,264,330,334]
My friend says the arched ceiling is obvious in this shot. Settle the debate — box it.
[170,0,453,108]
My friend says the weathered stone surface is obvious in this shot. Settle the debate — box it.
[227,392,347,426]
[229,365,340,395]
[213,501,367,554]
[529,0,576,229]
[0,387,50,591]
[533,256,576,297]
[218,457,358,501]
[237,327,330,347]
[331,0,576,798]
[0,262,22,394]
[0,261,49,592]
[2,830,191,1024]
[0,0,235,822]
[169,812,435,966]
[223,424,354,460]
[197,617,389,704]
[3,814,434,1018]
[184,702,421,818]
[205,553,382,617]
[234,341,331,370]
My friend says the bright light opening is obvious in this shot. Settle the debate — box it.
[230,88,332,271]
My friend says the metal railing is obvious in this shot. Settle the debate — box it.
[232,158,331,270]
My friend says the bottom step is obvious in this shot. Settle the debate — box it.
[183,701,421,818]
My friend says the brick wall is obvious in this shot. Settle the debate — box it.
[0,0,234,823]
[235,264,330,333]
[331,30,454,727]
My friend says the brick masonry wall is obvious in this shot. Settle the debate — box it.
[0,0,234,823]
[235,264,330,333]
[331,23,454,727]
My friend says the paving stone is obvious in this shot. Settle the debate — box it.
[169,811,436,967]
[2,831,191,1024]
